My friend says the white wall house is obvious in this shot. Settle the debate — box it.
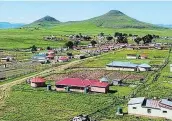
[126,54,138,59]
[128,97,172,120]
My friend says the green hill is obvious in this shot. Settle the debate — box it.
[82,10,159,29]
[24,15,60,28]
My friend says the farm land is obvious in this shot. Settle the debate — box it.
[1,47,171,121]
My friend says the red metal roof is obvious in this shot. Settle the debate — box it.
[56,78,109,88]
[46,54,55,58]
[58,56,69,61]
[31,77,46,83]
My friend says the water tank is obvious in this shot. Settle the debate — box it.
[47,84,52,91]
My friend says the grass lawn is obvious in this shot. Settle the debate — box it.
[0,83,134,121]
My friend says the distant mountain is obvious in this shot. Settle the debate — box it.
[83,10,159,29]
[25,10,162,29]
[157,24,172,28]
[0,22,25,29]
[25,16,60,28]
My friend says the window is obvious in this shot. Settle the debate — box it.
[163,111,167,113]
[147,109,151,113]
[133,107,137,109]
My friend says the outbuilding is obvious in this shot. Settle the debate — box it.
[106,61,138,71]
[30,77,46,87]
[138,64,151,71]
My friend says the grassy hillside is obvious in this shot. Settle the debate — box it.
[0,26,172,49]
[84,10,158,29]
[24,16,60,28]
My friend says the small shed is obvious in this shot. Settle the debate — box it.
[30,77,46,88]
[100,77,109,83]
[113,79,123,86]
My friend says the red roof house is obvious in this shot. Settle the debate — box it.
[46,54,55,60]
[31,77,46,88]
[58,56,69,62]
[56,78,109,93]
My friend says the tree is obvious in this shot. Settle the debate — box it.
[142,34,153,44]
[116,36,128,43]
[90,40,97,47]
[106,35,113,41]
[31,45,37,53]
[99,32,104,37]
[65,41,74,49]
[73,40,80,47]
[134,37,142,45]
[47,46,52,50]
[67,52,73,57]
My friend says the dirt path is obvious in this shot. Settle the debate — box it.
[0,59,85,108]
[0,49,123,110]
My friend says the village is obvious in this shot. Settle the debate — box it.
[1,31,172,121]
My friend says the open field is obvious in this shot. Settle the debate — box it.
[77,49,169,68]
[1,26,172,49]
[136,50,172,98]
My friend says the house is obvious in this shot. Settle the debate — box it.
[47,50,55,55]
[58,56,69,62]
[106,61,138,71]
[74,54,86,59]
[126,54,139,59]
[32,54,47,64]
[73,115,90,121]
[46,54,55,60]
[102,47,109,52]
[138,64,151,71]
[30,77,46,87]
[0,56,14,62]
[140,54,148,59]
[128,97,172,120]
[56,78,109,93]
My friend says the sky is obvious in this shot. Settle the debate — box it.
[0,1,172,24]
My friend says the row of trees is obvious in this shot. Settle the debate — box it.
[134,34,159,44]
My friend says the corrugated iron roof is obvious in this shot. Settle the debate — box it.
[144,99,160,109]
[107,61,138,68]
[128,97,145,105]
[138,63,151,68]
[56,78,109,88]
[31,77,46,83]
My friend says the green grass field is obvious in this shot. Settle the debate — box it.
[78,49,168,68]
[1,24,172,49]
